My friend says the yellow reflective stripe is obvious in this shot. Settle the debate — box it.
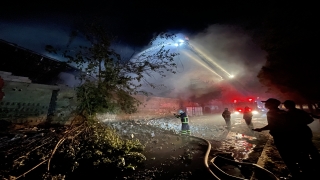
[183,117,188,123]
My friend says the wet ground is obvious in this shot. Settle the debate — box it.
[105,114,272,179]
[1,115,319,179]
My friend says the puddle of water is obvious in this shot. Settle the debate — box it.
[218,131,256,160]
[234,118,268,126]
[126,136,208,180]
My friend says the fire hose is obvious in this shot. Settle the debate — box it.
[188,135,279,180]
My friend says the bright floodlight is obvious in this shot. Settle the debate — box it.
[229,75,234,78]
[252,110,259,115]
[178,39,184,43]
[174,43,179,46]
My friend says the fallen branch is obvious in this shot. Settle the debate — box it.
[13,137,54,162]
[47,137,66,171]
[16,159,49,179]
[47,123,85,171]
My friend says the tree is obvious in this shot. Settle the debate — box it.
[36,24,180,178]
[252,3,319,104]
[60,24,179,118]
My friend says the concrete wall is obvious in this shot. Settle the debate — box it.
[48,86,77,124]
[0,71,202,124]
[97,96,204,122]
[0,71,32,83]
[0,71,184,124]
[0,71,79,125]
[116,96,180,119]
[0,71,57,124]
[107,95,181,121]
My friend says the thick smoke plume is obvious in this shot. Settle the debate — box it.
[139,25,269,102]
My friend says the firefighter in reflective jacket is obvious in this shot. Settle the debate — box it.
[174,110,190,135]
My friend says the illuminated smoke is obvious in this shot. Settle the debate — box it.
[182,50,223,79]
[189,44,232,77]
[135,25,268,99]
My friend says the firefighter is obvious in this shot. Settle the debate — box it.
[243,106,253,126]
[283,100,320,176]
[222,108,231,129]
[253,98,304,178]
[174,110,190,135]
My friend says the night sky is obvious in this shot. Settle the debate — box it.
[0,0,271,50]
[1,1,317,97]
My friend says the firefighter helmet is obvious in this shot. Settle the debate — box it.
[179,110,184,114]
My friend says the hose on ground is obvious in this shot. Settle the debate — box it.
[187,135,279,180]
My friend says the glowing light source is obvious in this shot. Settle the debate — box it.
[178,39,184,43]
[252,110,259,114]
[248,98,253,102]
[229,75,234,78]
[174,43,179,47]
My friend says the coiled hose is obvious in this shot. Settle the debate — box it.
[189,135,279,180]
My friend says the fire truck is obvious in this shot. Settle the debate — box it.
[231,97,266,117]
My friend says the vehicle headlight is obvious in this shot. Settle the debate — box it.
[252,110,259,114]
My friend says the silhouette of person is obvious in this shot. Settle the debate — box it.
[283,100,320,177]
[243,106,253,127]
[222,108,231,129]
[253,98,302,179]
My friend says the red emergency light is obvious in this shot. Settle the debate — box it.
[248,98,253,102]
[233,100,237,103]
